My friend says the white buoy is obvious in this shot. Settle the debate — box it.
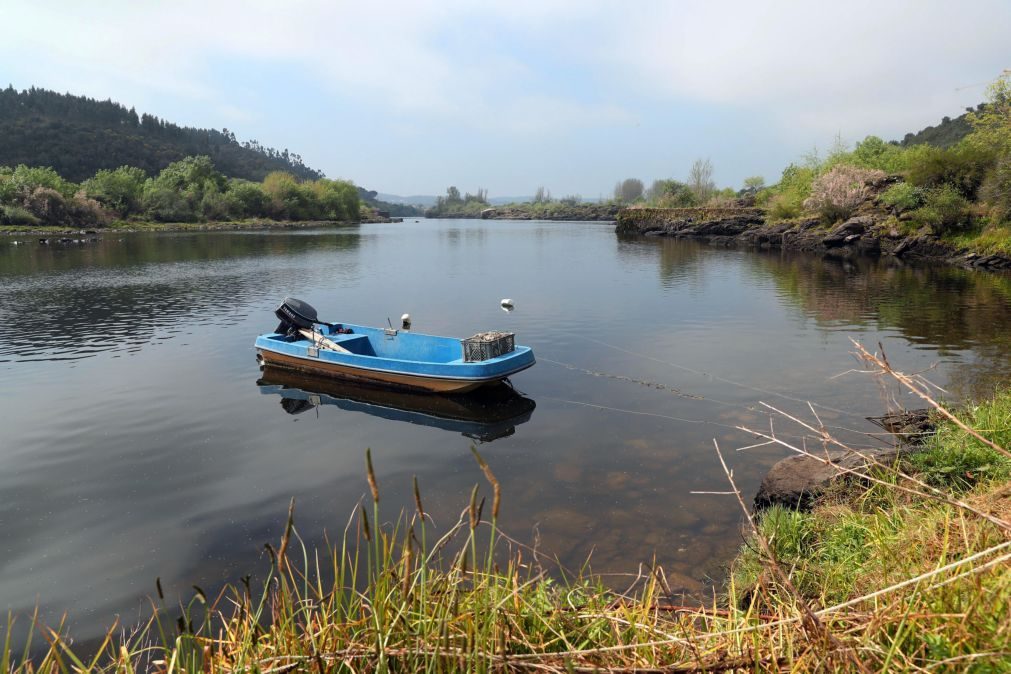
[401,313,412,330]
[500,298,514,312]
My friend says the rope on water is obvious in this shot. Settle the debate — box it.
[540,357,711,402]
[566,333,859,418]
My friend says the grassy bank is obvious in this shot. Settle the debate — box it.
[5,360,1010,672]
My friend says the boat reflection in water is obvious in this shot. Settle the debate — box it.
[256,367,536,443]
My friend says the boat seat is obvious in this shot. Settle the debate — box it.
[328,334,375,356]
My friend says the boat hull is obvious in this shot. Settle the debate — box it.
[254,323,535,394]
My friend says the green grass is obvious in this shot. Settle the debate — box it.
[946,222,1011,256]
[911,388,1011,489]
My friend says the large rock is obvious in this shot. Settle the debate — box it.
[754,447,900,510]
[822,216,874,247]
[753,409,932,510]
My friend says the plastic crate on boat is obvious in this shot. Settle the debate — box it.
[462,331,515,362]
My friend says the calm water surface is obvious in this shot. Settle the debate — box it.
[2,219,1011,640]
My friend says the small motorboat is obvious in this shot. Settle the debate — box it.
[257,366,536,442]
[254,298,536,393]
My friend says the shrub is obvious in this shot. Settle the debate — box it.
[143,184,195,222]
[907,185,971,234]
[980,156,1011,223]
[760,164,816,221]
[849,135,909,173]
[652,180,697,208]
[0,204,40,226]
[68,192,109,226]
[825,135,910,174]
[228,180,267,218]
[200,187,232,221]
[878,182,924,212]
[803,164,885,222]
[24,186,69,225]
[10,165,78,201]
[82,166,147,216]
[905,142,995,199]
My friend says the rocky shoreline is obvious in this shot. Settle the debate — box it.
[479,203,621,221]
[616,207,1011,271]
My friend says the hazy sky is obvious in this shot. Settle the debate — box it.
[1,1,1008,197]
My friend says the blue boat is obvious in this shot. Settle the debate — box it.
[257,366,536,442]
[255,298,535,393]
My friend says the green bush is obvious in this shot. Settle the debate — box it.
[905,142,995,199]
[825,135,910,174]
[878,182,924,212]
[82,166,147,215]
[143,184,195,222]
[980,156,1011,223]
[0,204,40,226]
[227,180,267,218]
[761,164,815,221]
[907,185,972,234]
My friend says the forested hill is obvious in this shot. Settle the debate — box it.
[897,103,983,149]
[0,86,324,182]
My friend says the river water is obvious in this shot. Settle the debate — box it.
[2,219,1011,640]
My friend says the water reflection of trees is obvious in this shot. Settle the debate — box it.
[616,234,708,289]
[744,250,1011,397]
[619,235,1011,398]
[0,228,362,278]
[0,230,363,361]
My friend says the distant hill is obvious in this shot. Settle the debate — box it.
[897,103,984,149]
[0,86,324,182]
[377,193,545,207]
[358,188,423,217]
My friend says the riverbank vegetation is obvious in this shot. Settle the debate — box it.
[615,74,1011,259]
[755,74,1011,250]
[5,347,1009,672]
[0,155,363,229]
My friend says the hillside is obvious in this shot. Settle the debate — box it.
[897,103,982,148]
[0,86,324,182]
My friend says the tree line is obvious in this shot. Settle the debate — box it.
[0,156,361,227]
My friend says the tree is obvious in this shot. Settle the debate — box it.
[614,178,644,202]
[83,166,147,215]
[742,176,765,193]
[967,73,1011,157]
[688,158,715,202]
[533,186,551,203]
[646,179,696,207]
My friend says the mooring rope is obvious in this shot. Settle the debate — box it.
[564,332,860,418]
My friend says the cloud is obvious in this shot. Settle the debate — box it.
[0,0,635,137]
[589,1,1010,136]
[1,0,1009,192]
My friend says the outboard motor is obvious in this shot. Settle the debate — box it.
[275,297,325,334]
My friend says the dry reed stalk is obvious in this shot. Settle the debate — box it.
[471,446,501,520]
[276,497,295,573]
[852,339,1011,460]
[365,448,379,503]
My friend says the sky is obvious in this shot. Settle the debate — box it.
[1,1,1009,197]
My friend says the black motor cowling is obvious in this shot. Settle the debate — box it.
[275,297,324,334]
